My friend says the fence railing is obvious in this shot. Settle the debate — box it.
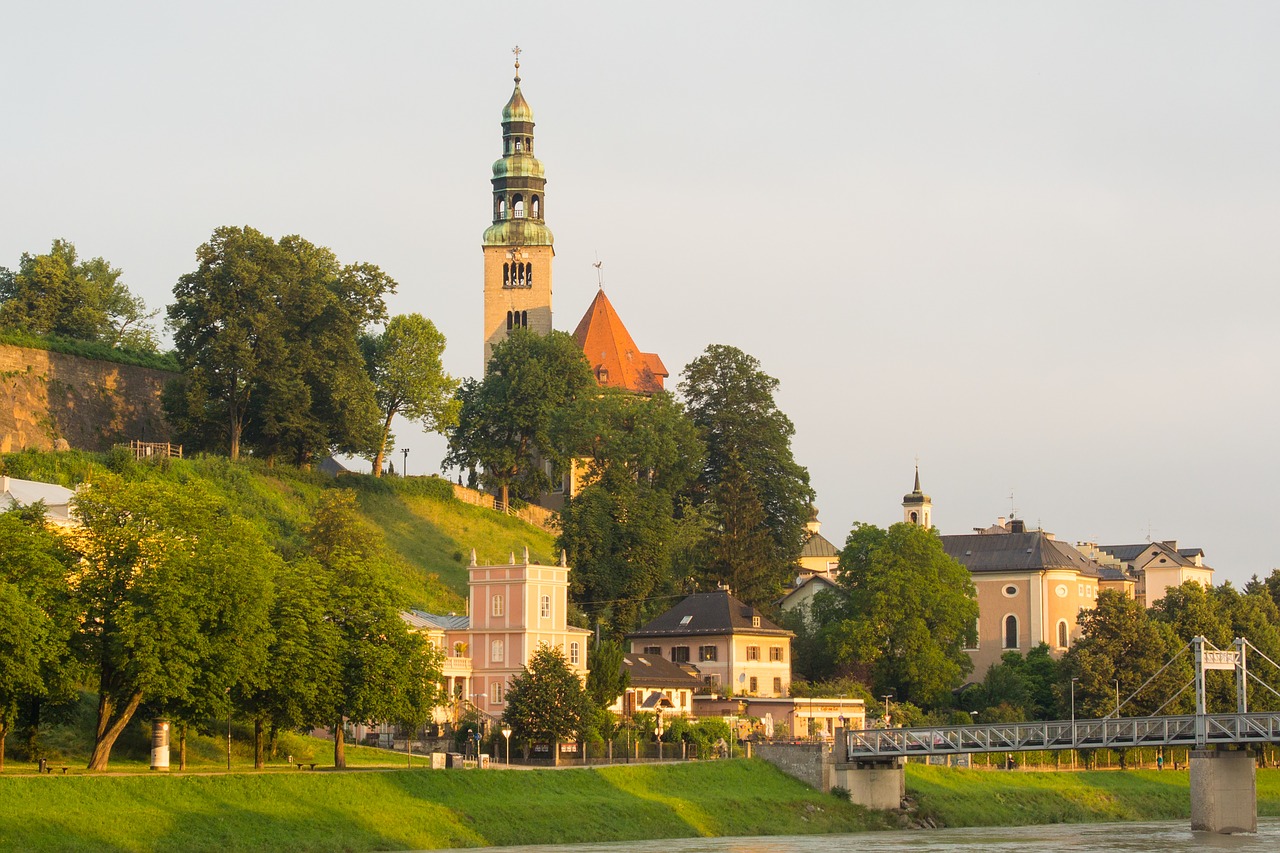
[451,484,559,533]
[844,712,1280,758]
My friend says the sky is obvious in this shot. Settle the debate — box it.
[2,2,1277,585]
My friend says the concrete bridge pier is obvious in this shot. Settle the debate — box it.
[831,727,905,810]
[835,757,905,809]
[1190,747,1256,834]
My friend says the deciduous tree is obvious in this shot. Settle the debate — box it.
[555,389,704,634]
[444,329,594,507]
[0,239,157,350]
[363,313,459,477]
[824,522,978,708]
[72,474,276,771]
[166,227,390,463]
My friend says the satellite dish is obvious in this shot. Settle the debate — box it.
[738,673,746,683]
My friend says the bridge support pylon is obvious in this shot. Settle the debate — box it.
[833,727,905,810]
[1190,747,1256,834]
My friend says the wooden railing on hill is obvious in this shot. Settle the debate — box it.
[125,440,183,460]
[451,483,559,533]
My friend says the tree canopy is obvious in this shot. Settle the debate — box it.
[555,389,704,635]
[502,643,590,756]
[71,473,277,770]
[165,226,391,464]
[0,239,157,351]
[444,328,594,507]
[678,344,813,607]
[823,522,978,708]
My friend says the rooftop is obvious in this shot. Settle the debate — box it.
[627,589,793,638]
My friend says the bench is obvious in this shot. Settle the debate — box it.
[294,762,318,770]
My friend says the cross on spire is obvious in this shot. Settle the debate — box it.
[512,45,522,83]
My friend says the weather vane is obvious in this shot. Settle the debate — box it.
[593,256,604,289]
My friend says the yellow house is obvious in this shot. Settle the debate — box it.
[626,588,794,698]
[1089,541,1214,607]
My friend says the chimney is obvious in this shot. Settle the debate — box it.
[1010,519,1026,533]
[997,517,1006,528]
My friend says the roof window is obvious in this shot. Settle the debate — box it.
[679,615,693,625]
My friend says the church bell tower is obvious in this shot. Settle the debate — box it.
[483,47,554,367]
[903,466,933,528]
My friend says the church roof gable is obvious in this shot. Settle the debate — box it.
[573,289,667,394]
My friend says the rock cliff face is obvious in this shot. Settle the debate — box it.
[0,345,177,452]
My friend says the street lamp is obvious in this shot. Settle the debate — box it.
[1070,677,1079,772]
[224,686,232,772]
[1114,679,1120,718]
[502,725,512,765]
[401,447,409,478]
[882,694,893,728]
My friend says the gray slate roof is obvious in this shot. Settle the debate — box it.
[405,609,471,631]
[941,531,1101,577]
[627,589,793,638]
[622,653,704,689]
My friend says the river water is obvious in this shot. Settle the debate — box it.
[434,818,1280,852]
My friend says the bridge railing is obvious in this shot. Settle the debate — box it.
[844,712,1280,758]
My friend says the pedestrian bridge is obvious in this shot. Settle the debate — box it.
[830,636,1280,835]
[845,711,1280,758]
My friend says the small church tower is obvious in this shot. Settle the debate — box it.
[483,47,554,367]
[903,466,932,528]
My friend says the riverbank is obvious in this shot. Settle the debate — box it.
[5,760,1280,852]
[0,760,889,852]
[908,764,1280,827]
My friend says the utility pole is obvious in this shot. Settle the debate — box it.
[401,447,410,478]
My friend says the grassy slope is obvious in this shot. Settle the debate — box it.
[0,760,889,853]
[907,764,1280,827]
[0,450,558,609]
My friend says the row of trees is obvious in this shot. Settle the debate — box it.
[0,232,459,475]
[0,476,441,771]
[443,331,816,634]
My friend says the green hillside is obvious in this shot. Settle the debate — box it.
[0,449,559,612]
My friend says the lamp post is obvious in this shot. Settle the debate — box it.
[1114,679,1120,718]
[224,686,232,772]
[1070,677,1079,771]
[401,447,409,478]
[502,725,512,765]
[882,693,893,728]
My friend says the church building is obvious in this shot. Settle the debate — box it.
[480,53,664,389]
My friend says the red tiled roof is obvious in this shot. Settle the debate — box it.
[572,289,667,394]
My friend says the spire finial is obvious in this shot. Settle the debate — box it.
[593,257,604,290]
[913,462,921,493]
[512,45,522,84]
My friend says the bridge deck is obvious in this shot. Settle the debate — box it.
[844,712,1280,758]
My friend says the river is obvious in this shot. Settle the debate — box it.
[433,818,1280,852]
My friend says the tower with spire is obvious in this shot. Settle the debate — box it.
[903,466,933,527]
[482,46,555,367]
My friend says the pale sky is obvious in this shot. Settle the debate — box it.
[2,2,1277,584]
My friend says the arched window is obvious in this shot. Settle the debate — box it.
[1003,614,1018,649]
[521,310,528,327]
[526,264,533,287]
[513,194,525,218]
[503,262,510,287]
[506,311,513,330]
[909,511,918,523]
[498,198,506,218]
[532,196,540,218]
[1057,619,1069,649]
